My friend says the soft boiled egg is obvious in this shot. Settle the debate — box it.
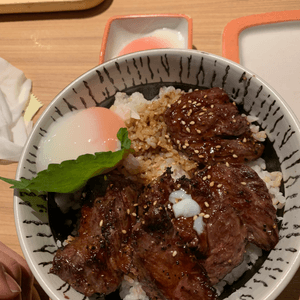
[36,107,125,173]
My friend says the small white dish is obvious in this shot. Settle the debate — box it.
[100,14,193,63]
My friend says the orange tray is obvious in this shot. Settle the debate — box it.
[222,9,300,63]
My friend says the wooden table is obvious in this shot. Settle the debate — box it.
[0,0,299,299]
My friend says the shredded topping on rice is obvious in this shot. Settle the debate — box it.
[117,87,197,183]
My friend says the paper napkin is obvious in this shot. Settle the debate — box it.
[0,58,34,162]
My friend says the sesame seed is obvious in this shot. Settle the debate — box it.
[196,103,201,106]
[182,145,187,149]
[182,105,187,109]
[181,121,186,125]
[233,102,236,106]
[203,176,207,180]
[204,214,210,218]
[216,145,221,149]
[194,149,199,154]
[122,230,127,234]
[204,202,209,207]
[199,212,205,217]
[187,109,193,116]
[211,105,214,108]
[207,175,211,179]
[178,100,182,104]
[144,205,147,209]
[134,203,138,206]
[193,215,198,220]
[204,95,208,98]
[210,181,215,187]
[241,182,247,185]
[192,101,197,104]
[199,112,205,116]
[153,201,157,206]
[208,166,211,169]
[132,212,137,217]
[172,251,177,257]
[243,138,247,143]
[177,184,181,188]
[188,100,192,103]
[190,121,195,125]
[217,184,222,188]
[228,259,232,263]
[232,119,236,123]
[142,220,145,224]
[127,209,130,214]
[233,154,238,158]
[226,162,230,167]
[167,104,171,108]
[186,127,191,133]
[198,155,204,158]
[165,134,170,139]
[208,112,213,116]
[176,140,180,144]
[99,220,103,227]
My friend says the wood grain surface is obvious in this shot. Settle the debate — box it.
[0,0,299,299]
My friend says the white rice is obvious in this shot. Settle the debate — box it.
[119,276,149,300]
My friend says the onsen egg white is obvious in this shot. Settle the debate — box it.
[36,107,125,173]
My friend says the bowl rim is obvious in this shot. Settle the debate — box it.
[14,48,300,300]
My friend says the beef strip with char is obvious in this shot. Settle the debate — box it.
[176,163,278,284]
[133,169,218,300]
[195,163,279,250]
[50,174,141,297]
[164,87,264,164]
[176,174,248,285]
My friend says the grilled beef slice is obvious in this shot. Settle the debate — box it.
[134,170,218,300]
[164,87,264,164]
[195,163,279,250]
[177,163,279,284]
[50,174,141,297]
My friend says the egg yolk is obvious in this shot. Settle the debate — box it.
[36,107,125,172]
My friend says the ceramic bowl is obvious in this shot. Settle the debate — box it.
[14,49,300,300]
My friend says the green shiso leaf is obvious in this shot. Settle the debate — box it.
[0,128,132,194]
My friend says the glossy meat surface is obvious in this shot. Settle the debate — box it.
[134,170,217,300]
[196,163,279,251]
[164,87,264,164]
[50,174,141,297]
[177,163,279,284]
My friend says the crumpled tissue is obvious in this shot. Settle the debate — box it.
[0,58,32,163]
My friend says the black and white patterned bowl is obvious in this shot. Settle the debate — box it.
[14,49,300,300]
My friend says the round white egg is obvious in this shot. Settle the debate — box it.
[36,107,125,173]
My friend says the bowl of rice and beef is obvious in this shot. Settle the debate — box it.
[13,49,300,300]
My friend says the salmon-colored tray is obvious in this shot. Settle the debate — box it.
[222,10,300,121]
[0,0,104,14]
